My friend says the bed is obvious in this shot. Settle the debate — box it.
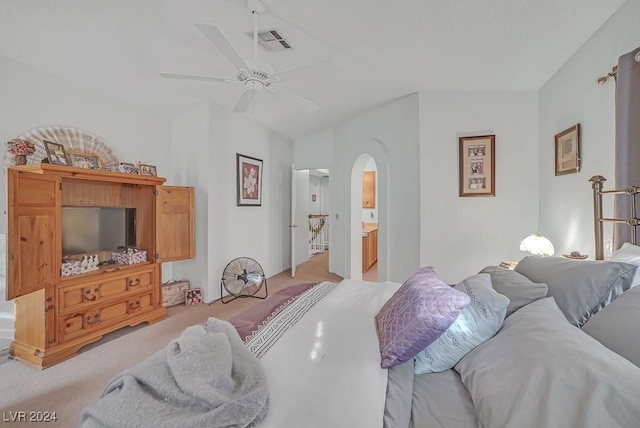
[81,177,640,428]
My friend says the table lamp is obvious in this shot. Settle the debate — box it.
[520,232,554,256]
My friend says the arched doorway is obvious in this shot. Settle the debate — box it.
[349,150,388,281]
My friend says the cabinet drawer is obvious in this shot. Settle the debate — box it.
[59,268,154,315]
[59,291,154,342]
[126,292,154,316]
[126,271,153,292]
[60,300,128,342]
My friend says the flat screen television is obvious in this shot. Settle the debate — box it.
[61,207,136,256]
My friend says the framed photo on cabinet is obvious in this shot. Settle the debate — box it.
[138,163,157,176]
[43,140,70,166]
[118,162,138,174]
[236,153,263,206]
[459,134,495,197]
[555,124,581,176]
[70,152,101,169]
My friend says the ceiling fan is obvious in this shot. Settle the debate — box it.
[159,0,335,114]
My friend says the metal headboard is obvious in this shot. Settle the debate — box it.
[590,175,640,260]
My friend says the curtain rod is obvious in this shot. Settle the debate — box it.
[598,65,618,84]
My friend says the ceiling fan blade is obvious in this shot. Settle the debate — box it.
[270,59,337,84]
[159,72,240,84]
[233,88,258,113]
[195,23,249,71]
[267,86,321,113]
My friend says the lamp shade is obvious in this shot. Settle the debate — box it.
[520,233,554,256]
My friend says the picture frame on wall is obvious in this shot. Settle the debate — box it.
[459,134,496,197]
[237,153,263,206]
[555,124,581,176]
[43,140,70,166]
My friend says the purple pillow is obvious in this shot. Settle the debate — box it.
[375,266,471,368]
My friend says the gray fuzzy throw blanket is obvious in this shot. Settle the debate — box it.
[80,318,269,428]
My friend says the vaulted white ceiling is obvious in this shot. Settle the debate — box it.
[0,0,628,140]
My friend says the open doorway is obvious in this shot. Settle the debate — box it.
[349,153,383,282]
[290,167,331,277]
[361,156,378,281]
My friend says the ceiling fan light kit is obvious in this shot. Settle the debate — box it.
[159,0,334,114]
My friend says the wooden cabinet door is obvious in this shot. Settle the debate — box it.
[362,171,376,208]
[155,186,195,262]
[362,235,369,272]
[370,229,378,265]
[7,170,60,300]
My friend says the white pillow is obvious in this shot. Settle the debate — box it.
[610,242,640,287]
[413,273,509,374]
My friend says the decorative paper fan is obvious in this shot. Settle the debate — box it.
[4,125,120,168]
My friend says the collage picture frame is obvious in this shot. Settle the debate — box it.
[459,134,496,197]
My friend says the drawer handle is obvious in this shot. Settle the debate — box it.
[129,278,141,287]
[82,286,100,302]
[129,300,141,311]
[85,313,101,325]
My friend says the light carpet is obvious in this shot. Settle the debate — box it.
[0,252,341,427]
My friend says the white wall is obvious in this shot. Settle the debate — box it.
[0,55,172,345]
[309,175,329,215]
[168,102,210,297]
[293,128,334,170]
[419,92,539,284]
[539,0,640,259]
[331,94,421,283]
[297,93,536,284]
[171,102,293,302]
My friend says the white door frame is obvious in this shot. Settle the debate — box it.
[291,166,310,277]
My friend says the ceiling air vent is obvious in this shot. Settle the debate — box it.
[248,29,292,52]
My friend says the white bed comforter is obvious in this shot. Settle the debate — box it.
[257,279,401,428]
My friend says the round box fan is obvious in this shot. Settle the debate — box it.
[220,257,268,304]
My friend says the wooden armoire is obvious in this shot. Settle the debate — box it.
[6,164,195,368]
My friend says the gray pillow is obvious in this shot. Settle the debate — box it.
[479,266,548,317]
[582,286,640,368]
[514,256,637,327]
[455,297,640,428]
